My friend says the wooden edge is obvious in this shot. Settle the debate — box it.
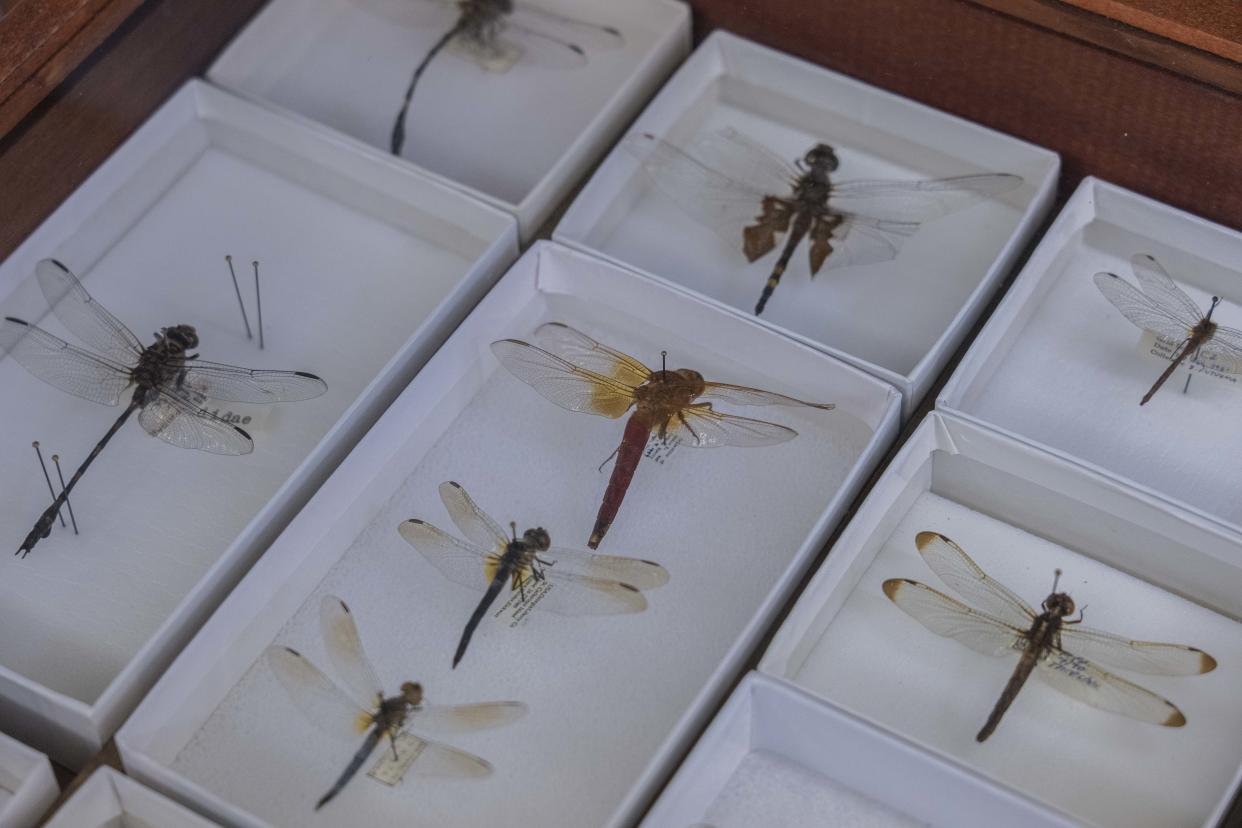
[0,0,145,139]
[1063,0,1242,64]
[968,0,1242,96]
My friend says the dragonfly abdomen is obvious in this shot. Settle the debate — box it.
[589,413,651,549]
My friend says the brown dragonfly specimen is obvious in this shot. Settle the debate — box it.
[623,128,1022,315]
[267,595,526,810]
[1094,253,1242,405]
[491,322,834,548]
[884,532,1216,742]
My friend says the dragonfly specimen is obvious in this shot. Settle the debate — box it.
[1094,253,1242,405]
[390,0,623,155]
[883,531,1216,742]
[623,128,1023,315]
[491,322,834,548]
[399,480,669,667]
[267,595,527,810]
[0,259,327,557]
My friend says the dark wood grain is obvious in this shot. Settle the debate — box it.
[0,0,264,260]
[0,0,145,138]
[972,0,1242,96]
[1065,0,1242,61]
[688,0,1242,234]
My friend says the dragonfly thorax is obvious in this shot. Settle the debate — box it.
[459,0,510,26]
[131,325,199,393]
[636,368,706,413]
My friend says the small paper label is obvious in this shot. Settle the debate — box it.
[368,732,427,786]
[494,569,555,628]
[1137,331,1239,386]
[643,433,683,466]
[181,383,272,431]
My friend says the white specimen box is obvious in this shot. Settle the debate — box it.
[115,241,901,828]
[209,0,691,240]
[640,671,1076,828]
[0,731,57,828]
[43,768,220,828]
[0,79,518,767]
[759,412,1242,828]
[940,176,1242,538]
[555,30,1059,417]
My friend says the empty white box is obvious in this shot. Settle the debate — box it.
[43,768,220,827]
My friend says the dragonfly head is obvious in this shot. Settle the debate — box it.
[1042,570,1076,617]
[522,527,551,551]
[804,144,840,173]
[399,681,423,707]
[161,324,200,351]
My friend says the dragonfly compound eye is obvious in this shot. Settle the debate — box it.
[525,527,551,551]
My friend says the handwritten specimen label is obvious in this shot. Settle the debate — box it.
[1137,331,1239,387]
[643,433,683,466]
[369,732,427,786]
[494,563,556,628]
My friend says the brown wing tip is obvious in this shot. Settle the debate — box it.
[1164,706,1187,727]
[881,578,912,600]
[1195,649,1218,674]
[914,531,944,550]
[282,646,301,656]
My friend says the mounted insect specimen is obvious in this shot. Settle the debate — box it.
[399,480,669,667]
[1094,254,1242,405]
[266,595,526,810]
[883,532,1216,742]
[491,322,834,548]
[0,259,327,557]
[391,0,623,156]
[623,128,1023,315]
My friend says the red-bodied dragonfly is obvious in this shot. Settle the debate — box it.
[399,480,669,667]
[490,322,834,548]
[623,128,1022,315]
[884,531,1216,741]
[0,259,326,557]
[266,595,526,810]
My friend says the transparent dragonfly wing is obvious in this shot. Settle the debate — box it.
[828,173,1022,224]
[1200,323,1242,368]
[532,570,648,615]
[813,214,920,272]
[412,701,528,736]
[402,736,494,778]
[530,322,652,388]
[0,317,131,405]
[490,338,637,418]
[543,546,670,590]
[437,481,510,552]
[1128,254,1206,324]
[913,532,1037,629]
[136,391,254,455]
[265,645,372,743]
[668,405,798,448]
[1036,648,1186,727]
[882,578,1024,657]
[319,596,386,712]
[398,518,493,589]
[1093,271,1197,341]
[177,360,327,404]
[698,381,835,410]
[1058,625,1216,676]
[621,132,776,257]
[509,2,623,51]
[34,259,143,364]
[691,128,799,199]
